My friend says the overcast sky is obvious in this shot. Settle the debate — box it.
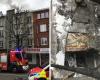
[0,0,50,14]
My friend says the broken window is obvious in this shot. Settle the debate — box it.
[65,53,87,67]
[65,54,76,67]
[76,54,86,67]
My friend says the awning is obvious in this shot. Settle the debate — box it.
[24,48,49,54]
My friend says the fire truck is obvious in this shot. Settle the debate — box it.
[0,49,29,72]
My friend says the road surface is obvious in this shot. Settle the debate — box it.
[0,72,28,80]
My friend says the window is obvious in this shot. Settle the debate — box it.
[26,54,36,64]
[27,54,32,62]
[37,12,49,19]
[41,37,48,45]
[65,54,76,67]
[27,16,31,23]
[65,53,86,67]
[37,14,41,19]
[45,12,49,18]
[76,54,86,67]
[41,54,49,65]
[20,16,24,23]
[15,53,22,59]
[40,24,47,32]
[28,39,32,47]
[0,41,3,48]
[29,26,32,34]
[0,30,3,37]
[41,13,45,18]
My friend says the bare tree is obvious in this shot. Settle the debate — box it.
[5,8,30,50]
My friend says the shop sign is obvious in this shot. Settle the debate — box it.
[24,48,49,54]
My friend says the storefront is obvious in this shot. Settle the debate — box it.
[65,32,98,68]
[24,48,49,68]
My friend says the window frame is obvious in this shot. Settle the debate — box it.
[0,30,3,37]
[0,41,3,48]
[37,11,49,19]
[45,12,49,18]
[41,13,45,19]
[40,37,48,45]
[37,13,41,19]
[40,24,47,32]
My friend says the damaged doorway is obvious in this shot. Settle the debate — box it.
[65,51,94,68]
[65,53,86,67]
[76,54,86,67]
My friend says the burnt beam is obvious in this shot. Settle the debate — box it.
[90,0,100,4]
[51,64,100,79]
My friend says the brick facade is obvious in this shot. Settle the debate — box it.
[33,9,49,48]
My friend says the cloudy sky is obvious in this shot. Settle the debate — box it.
[0,0,50,14]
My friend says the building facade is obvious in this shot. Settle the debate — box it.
[33,9,49,48]
[0,15,6,51]
[25,8,49,67]
[51,0,100,79]
[5,9,33,50]
[0,8,49,68]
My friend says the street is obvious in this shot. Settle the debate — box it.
[0,72,28,80]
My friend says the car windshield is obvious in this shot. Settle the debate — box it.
[15,52,27,59]
[22,53,27,59]
[15,52,22,59]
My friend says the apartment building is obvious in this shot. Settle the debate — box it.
[0,8,49,67]
[25,8,49,67]
[0,15,6,51]
[5,9,33,50]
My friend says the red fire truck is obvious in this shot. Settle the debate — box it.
[0,49,29,72]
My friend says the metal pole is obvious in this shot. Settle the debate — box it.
[50,0,53,80]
